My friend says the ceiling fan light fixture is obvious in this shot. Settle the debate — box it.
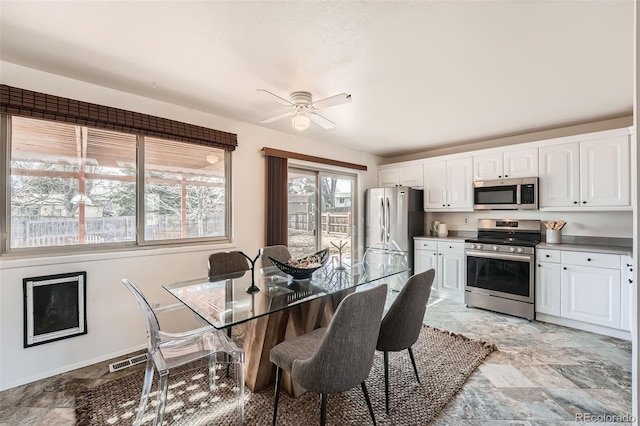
[291,114,310,131]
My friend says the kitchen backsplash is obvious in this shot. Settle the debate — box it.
[425,210,633,239]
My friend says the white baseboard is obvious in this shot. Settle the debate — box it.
[0,343,146,392]
[536,313,632,341]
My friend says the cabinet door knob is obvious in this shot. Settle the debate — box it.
[627,264,632,267]
[504,175,508,178]
[545,254,550,258]
[629,279,633,284]
[587,258,592,262]
[447,204,451,207]
[442,204,446,207]
[537,264,541,267]
[573,201,578,204]
[498,175,502,178]
[563,267,567,270]
[582,201,587,204]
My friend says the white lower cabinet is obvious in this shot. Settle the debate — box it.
[621,256,634,332]
[535,261,561,316]
[414,239,465,302]
[560,264,621,329]
[535,248,629,338]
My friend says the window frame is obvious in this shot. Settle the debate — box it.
[287,162,358,258]
[0,114,233,256]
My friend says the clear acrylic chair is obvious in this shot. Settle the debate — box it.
[121,279,245,426]
[359,241,410,290]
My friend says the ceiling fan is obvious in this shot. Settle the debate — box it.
[258,89,352,131]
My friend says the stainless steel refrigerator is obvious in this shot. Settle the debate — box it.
[365,187,424,275]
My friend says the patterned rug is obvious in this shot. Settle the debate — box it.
[75,326,497,425]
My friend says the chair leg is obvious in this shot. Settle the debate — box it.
[153,371,170,426]
[408,346,420,383]
[320,393,327,426]
[209,353,218,391]
[272,366,282,426]
[226,327,232,377]
[361,382,377,426]
[135,357,155,426]
[383,351,390,414]
[234,355,245,426]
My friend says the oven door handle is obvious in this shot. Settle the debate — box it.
[465,250,533,262]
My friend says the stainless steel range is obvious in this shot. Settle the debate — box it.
[464,219,541,320]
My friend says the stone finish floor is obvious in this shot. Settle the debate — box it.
[0,297,633,425]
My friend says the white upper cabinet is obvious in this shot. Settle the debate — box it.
[378,168,399,187]
[539,143,580,207]
[423,161,447,209]
[397,164,424,188]
[539,135,630,209]
[580,137,630,207]
[473,153,502,181]
[377,164,423,188]
[423,157,472,211]
[473,148,538,181]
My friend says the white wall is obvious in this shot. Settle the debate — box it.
[426,210,633,239]
[0,62,382,390]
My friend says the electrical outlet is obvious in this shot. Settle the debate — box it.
[464,217,469,225]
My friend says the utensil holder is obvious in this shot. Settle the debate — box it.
[546,229,562,244]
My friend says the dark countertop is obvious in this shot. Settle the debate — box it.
[537,242,632,256]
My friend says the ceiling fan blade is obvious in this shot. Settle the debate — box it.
[257,89,293,106]
[260,111,295,123]
[312,93,352,110]
[309,113,335,129]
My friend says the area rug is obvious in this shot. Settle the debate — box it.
[75,326,497,425]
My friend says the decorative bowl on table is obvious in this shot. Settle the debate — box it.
[269,248,329,280]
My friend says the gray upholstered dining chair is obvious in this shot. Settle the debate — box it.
[260,245,292,267]
[121,279,245,426]
[376,268,435,413]
[270,284,387,426]
[208,251,250,278]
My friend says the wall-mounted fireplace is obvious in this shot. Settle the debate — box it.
[23,271,87,347]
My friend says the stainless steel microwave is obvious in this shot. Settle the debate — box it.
[473,177,538,210]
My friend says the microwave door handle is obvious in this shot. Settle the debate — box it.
[516,185,521,205]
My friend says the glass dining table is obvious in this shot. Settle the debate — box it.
[163,259,409,393]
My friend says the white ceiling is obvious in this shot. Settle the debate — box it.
[0,1,634,158]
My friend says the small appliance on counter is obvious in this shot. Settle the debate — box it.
[431,221,448,237]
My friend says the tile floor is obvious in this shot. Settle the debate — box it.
[0,296,633,425]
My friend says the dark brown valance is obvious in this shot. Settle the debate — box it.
[0,84,237,151]
[262,147,367,171]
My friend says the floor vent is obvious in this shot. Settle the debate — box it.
[109,353,148,373]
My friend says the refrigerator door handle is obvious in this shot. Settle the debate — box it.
[385,197,391,244]
[379,198,385,243]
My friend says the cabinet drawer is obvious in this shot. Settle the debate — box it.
[437,241,464,254]
[415,239,438,250]
[537,249,561,263]
[561,251,620,269]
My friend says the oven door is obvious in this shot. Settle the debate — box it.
[465,250,534,303]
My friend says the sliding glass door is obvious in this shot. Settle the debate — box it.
[288,167,355,262]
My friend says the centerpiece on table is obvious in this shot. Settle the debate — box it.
[269,248,329,280]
